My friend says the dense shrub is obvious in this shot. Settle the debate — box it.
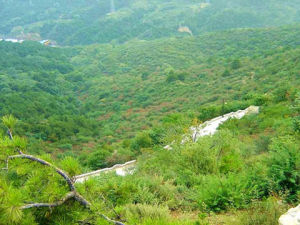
[195,173,258,212]
[130,132,153,153]
[166,71,187,83]
[231,59,241,70]
[87,149,112,170]
[267,136,300,201]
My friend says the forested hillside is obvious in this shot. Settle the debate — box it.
[1,0,300,45]
[0,6,299,221]
[0,52,299,224]
[0,24,299,170]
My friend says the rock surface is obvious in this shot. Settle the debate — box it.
[279,204,300,225]
[74,160,136,183]
[182,105,259,143]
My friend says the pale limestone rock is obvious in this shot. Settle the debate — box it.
[279,205,300,225]
[74,160,136,183]
[183,105,259,143]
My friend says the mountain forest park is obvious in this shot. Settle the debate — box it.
[0,0,299,224]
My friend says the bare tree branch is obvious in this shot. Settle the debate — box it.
[21,192,125,225]
[99,213,125,225]
[99,194,120,219]
[7,129,13,141]
[4,129,125,225]
[8,154,75,191]
[74,193,92,208]
[21,192,76,209]
[7,129,24,154]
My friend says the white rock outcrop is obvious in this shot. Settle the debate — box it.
[74,160,136,183]
[182,106,259,144]
[74,106,260,182]
[279,204,300,225]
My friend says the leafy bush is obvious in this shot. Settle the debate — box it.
[87,149,112,170]
[195,173,256,212]
[222,69,231,77]
[231,59,241,70]
[60,156,82,177]
[130,132,153,153]
[267,136,300,201]
[166,71,187,83]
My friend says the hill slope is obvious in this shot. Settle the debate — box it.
[0,25,299,167]
[1,0,300,45]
